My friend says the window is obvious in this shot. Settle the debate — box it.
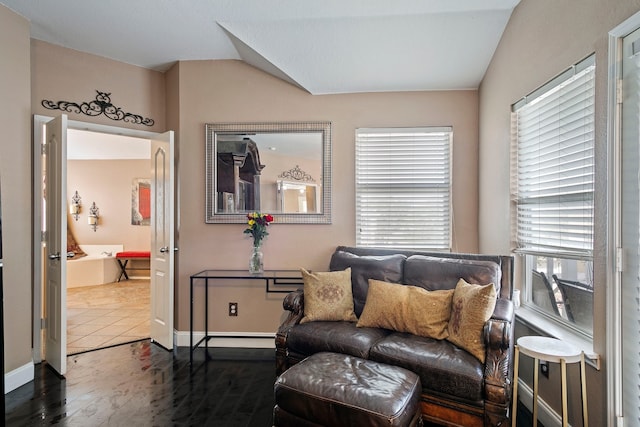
[511,55,595,336]
[355,127,452,251]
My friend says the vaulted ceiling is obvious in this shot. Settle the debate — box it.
[1,0,520,94]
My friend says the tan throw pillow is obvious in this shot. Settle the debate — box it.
[300,268,358,324]
[447,278,497,363]
[357,279,454,340]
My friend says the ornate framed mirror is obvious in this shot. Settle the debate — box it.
[205,122,331,224]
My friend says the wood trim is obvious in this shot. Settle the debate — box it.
[421,398,483,427]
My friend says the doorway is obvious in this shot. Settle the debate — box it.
[66,279,150,354]
[33,115,175,373]
[65,129,152,354]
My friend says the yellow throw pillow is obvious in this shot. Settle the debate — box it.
[357,279,454,340]
[447,278,497,363]
[300,268,358,324]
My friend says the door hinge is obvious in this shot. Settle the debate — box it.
[41,143,46,155]
[616,415,624,427]
[616,247,624,273]
[41,230,47,242]
[40,318,46,330]
[617,79,623,104]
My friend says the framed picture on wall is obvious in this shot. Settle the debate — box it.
[131,178,151,226]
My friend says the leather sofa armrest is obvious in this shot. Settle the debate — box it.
[283,288,305,315]
[482,298,515,424]
[275,289,305,375]
[491,297,514,323]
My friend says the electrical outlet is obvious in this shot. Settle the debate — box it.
[229,302,238,316]
[540,360,549,378]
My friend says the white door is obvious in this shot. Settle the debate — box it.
[44,115,68,375]
[620,26,640,425]
[150,131,175,349]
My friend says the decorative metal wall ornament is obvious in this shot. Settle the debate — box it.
[278,165,315,182]
[41,90,155,126]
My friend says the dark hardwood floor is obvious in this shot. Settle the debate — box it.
[5,341,276,426]
[5,339,539,426]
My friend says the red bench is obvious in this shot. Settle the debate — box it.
[115,251,151,282]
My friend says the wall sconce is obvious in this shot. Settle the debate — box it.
[70,190,82,221]
[88,201,99,232]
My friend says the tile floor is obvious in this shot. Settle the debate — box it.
[66,278,150,354]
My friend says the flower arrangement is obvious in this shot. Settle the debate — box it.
[244,212,274,247]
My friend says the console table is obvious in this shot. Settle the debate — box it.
[189,269,303,363]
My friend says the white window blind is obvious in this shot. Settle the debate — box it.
[355,127,452,251]
[512,56,595,258]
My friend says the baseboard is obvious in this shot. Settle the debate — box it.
[518,380,566,427]
[5,361,34,394]
[174,330,276,349]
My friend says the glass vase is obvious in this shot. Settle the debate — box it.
[249,244,264,274]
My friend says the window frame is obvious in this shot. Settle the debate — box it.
[511,55,596,343]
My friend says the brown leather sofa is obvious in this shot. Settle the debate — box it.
[276,246,515,427]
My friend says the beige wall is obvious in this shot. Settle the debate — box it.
[67,159,150,251]
[0,4,33,376]
[478,0,640,425]
[31,40,166,132]
[0,30,164,382]
[173,60,480,332]
[11,9,481,383]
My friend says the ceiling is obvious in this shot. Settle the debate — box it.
[1,0,520,95]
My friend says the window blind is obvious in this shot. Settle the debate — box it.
[512,56,595,258]
[355,127,452,251]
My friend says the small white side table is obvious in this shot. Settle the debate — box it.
[511,336,588,427]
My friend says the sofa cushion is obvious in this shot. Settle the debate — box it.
[369,332,485,404]
[329,251,406,317]
[300,268,358,324]
[287,321,391,360]
[403,255,502,295]
[447,279,497,363]
[357,279,454,340]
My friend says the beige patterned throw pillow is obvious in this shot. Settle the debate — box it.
[447,278,497,363]
[357,279,454,340]
[300,268,358,324]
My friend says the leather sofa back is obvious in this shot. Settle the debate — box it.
[331,246,513,300]
[404,255,502,295]
[329,250,406,317]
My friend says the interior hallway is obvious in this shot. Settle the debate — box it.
[66,279,150,354]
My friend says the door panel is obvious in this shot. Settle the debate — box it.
[150,131,175,349]
[44,115,67,375]
[621,27,640,424]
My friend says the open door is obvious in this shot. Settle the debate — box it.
[150,131,175,349]
[44,115,68,375]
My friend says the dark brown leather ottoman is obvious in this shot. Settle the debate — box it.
[274,352,423,427]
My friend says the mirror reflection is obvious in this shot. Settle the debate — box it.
[205,122,331,224]
[277,179,319,213]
